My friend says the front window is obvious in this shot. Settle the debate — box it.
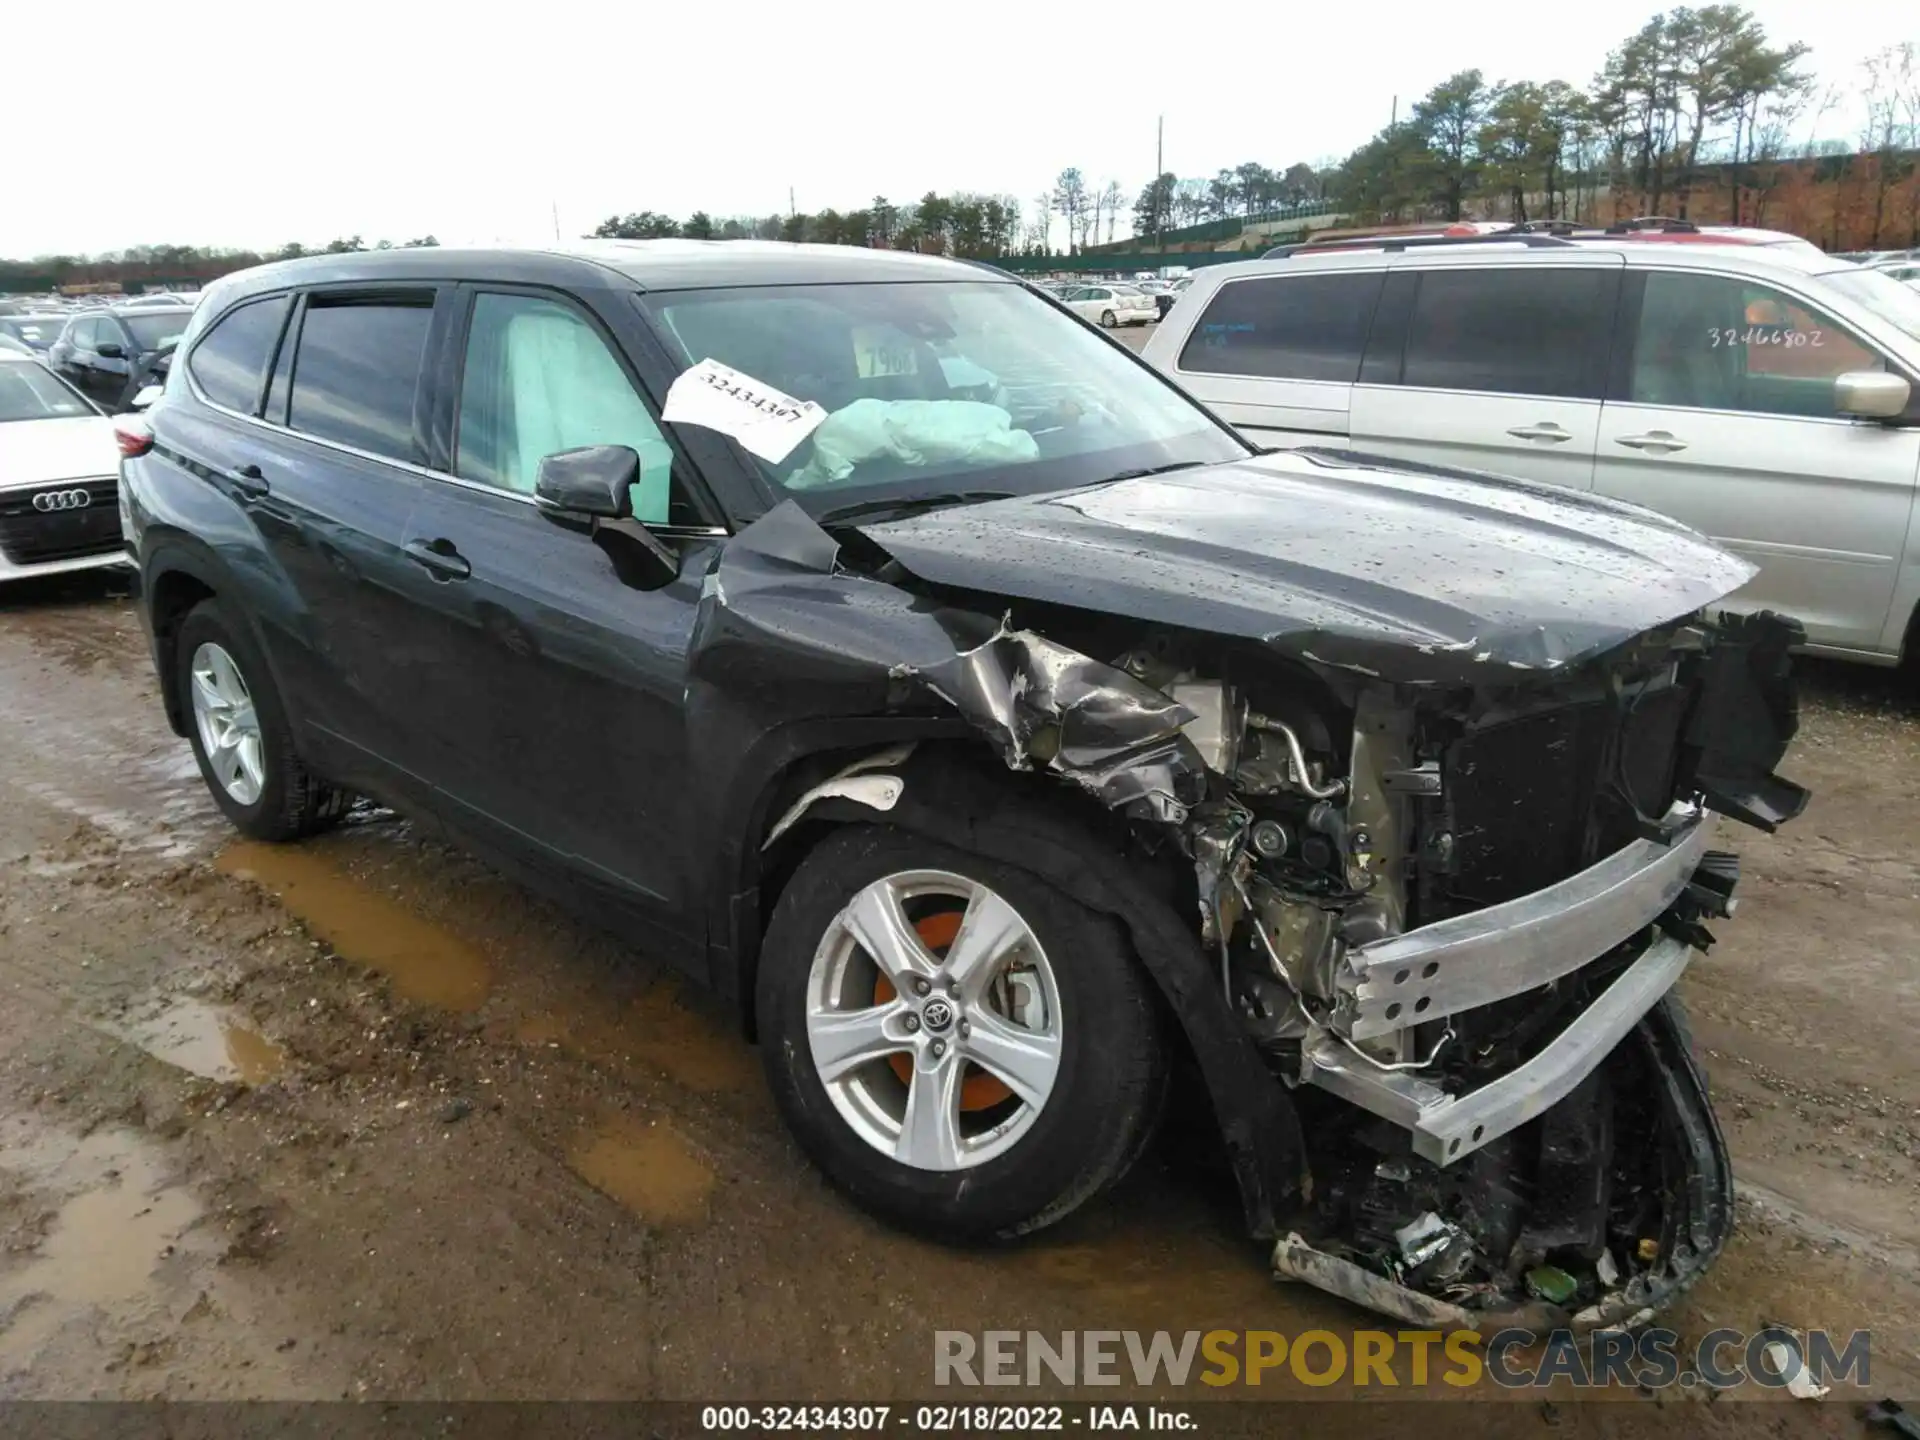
[1820,265,1920,346]
[0,362,96,422]
[123,312,190,350]
[1631,271,1885,417]
[639,281,1244,513]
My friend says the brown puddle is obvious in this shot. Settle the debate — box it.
[217,841,491,1011]
[517,980,760,1094]
[117,996,287,1084]
[568,1117,716,1224]
[0,1129,204,1371]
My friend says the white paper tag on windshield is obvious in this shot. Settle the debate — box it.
[662,358,827,463]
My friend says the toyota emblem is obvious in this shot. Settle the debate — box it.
[32,489,92,513]
[920,998,955,1032]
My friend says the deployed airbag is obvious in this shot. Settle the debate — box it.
[791,399,1040,489]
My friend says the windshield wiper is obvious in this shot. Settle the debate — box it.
[815,491,1015,526]
[1095,460,1210,485]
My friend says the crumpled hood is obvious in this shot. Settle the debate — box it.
[856,447,1756,684]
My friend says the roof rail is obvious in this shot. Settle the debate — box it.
[1262,230,1576,259]
[1604,216,1700,234]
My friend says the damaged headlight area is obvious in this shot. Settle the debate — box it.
[713,502,1805,1332]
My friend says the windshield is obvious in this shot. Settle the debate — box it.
[1822,266,1920,345]
[123,312,190,350]
[639,281,1246,513]
[0,316,66,350]
[0,362,96,422]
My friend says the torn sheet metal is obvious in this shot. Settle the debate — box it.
[662,358,827,463]
[918,622,1204,823]
[763,744,917,849]
[686,502,1208,830]
[853,447,1757,685]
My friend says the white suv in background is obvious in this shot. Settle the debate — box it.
[1142,232,1920,666]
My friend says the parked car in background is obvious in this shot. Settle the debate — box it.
[1137,280,1178,319]
[0,352,126,584]
[1877,261,1920,284]
[1060,282,1157,328]
[120,241,1803,1334]
[122,293,196,309]
[1144,226,1920,666]
[48,305,192,410]
[0,314,69,354]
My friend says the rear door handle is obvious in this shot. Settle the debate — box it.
[230,463,271,499]
[1506,422,1573,444]
[1615,430,1689,454]
[404,537,471,581]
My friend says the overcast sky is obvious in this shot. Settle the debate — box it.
[8,0,1912,257]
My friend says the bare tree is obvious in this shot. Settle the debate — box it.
[1099,180,1124,245]
[1861,44,1914,247]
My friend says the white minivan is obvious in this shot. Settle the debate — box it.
[1142,233,1920,665]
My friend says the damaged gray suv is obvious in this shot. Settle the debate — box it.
[120,241,1806,1329]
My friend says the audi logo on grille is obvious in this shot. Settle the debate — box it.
[32,490,93,512]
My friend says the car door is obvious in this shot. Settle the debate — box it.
[1072,287,1110,323]
[54,317,94,391]
[390,284,721,921]
[178,285,448,790]
[1592,267,1920,654]
[1347,259,1623,491]
[85,316,135,404]
[1157,269,1383,447]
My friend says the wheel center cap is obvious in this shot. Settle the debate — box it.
[920,998,956,1033]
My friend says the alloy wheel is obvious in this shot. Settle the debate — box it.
[189,641,266,806]
[806,870,1063,1171]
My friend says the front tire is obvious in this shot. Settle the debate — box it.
[758,825,1165,1241]
[175,598,352,841]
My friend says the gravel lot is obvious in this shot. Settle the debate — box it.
[1,546,1915,1418]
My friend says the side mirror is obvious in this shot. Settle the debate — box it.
[131,384,163,410]
[534,443,637,517]
[1835,370,1911,419]
[533,443,681,590]
[96,342,125,360]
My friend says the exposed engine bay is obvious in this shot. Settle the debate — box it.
[705,489,1807,1331]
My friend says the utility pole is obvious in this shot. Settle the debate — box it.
[1390,95,1398,130]
[551,200,561,241]
[789,186,796,218]
[1155,114,1165,247]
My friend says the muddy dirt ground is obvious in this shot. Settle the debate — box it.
[1,569,1916,1427]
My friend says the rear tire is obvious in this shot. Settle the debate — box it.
[1099,309,1118,329]
[757,824,1165,1241]
[175,598,352,841]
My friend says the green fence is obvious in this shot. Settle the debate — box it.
[990,252,1263,275]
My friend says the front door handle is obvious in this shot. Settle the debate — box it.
[1615,430,1689,454]
[1506,421,1573,443]
[230,463,271,499]
[404,537,471,582]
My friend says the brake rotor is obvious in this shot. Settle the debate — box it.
[873,910,1014,1111]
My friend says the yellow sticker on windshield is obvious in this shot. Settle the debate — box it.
[852,327,917,378]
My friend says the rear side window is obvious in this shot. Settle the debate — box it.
[1178,273,1383,382]
[187,296,290,415]
[288,294,434,460]
[1397,268,1617,399]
